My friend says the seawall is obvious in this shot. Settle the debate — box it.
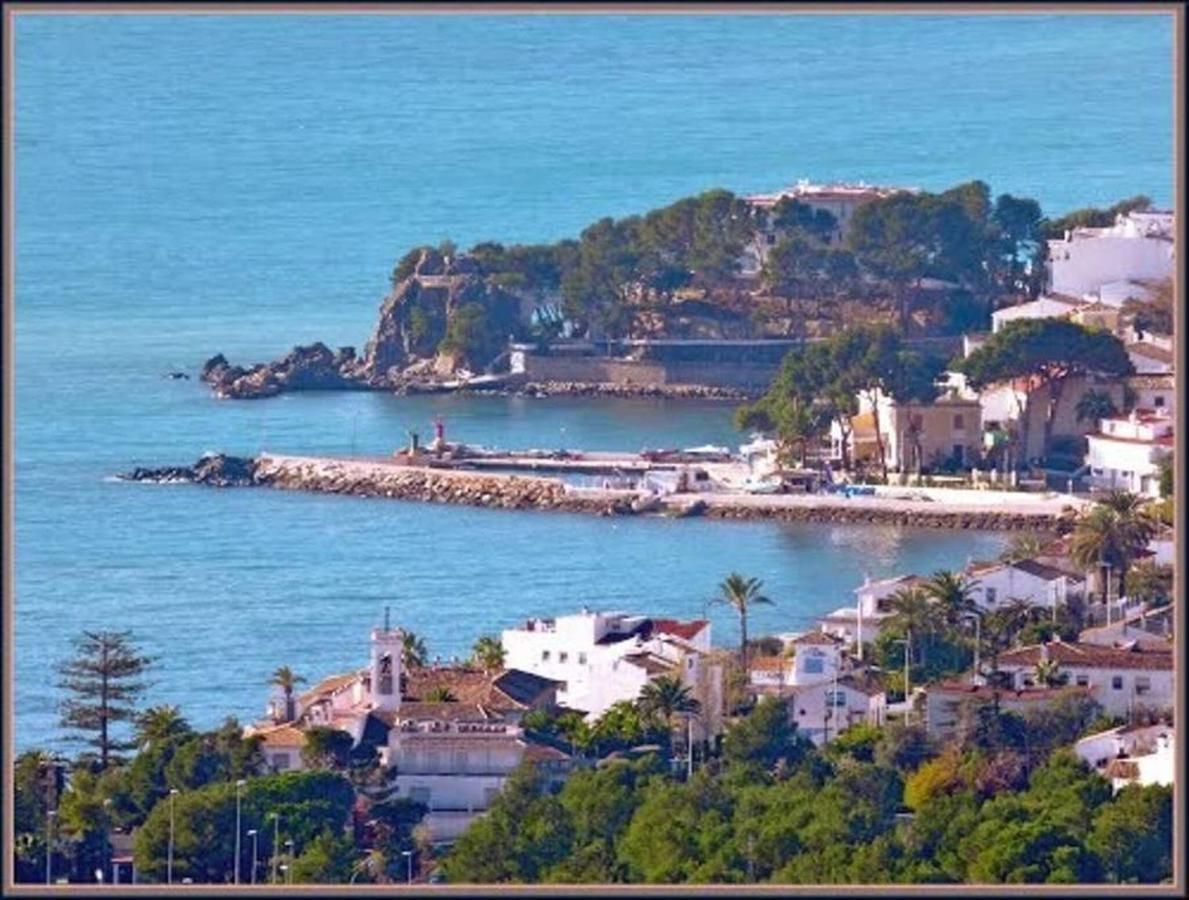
[250,454,1073,531]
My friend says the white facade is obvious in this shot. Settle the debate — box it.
[964,559,1085,612]
[818,573,926,647]
[750,632,886,746]
[1085,411,1173,497]
[1047,210,1175,299]
[996,640,1173,719]
[990,296,1079,333]
[1074,724,1175,794]
[501,610,722,737]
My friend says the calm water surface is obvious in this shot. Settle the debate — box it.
[14,14,1172,749]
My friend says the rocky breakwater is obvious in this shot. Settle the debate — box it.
[515,381,751,401]
[253,455,633,515]
[200,248,528,399]
[119,454,263,487]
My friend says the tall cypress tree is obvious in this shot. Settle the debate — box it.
[57,630,155,770]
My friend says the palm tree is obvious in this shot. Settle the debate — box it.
[269,666,306,722]
[470,636,506,673]
[1074,389,1118,426]
[401,633,428,669]
[1033,658,1067,688]
[998,532,1046,564]
[885,585,943,668]
[924,570,980,629]
[135,705,191,749]
[422,687,456,703]
[1068,494,1157,601]
[714,572,774,669]
[637,675,700,761]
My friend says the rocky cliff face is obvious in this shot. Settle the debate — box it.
[200,248,529,399]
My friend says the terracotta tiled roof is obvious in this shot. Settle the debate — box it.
[856,573,927,593]
[791,630,842,647]
[749,656,792,672]
[521,740,572,763]
[299,671,361,705]
[1104,759,1140,780]
[1011,558,1085,582]
[373,703,504,724]
[997,641,1173,671]
[652,618,709,641]
[403,665,543,711]
[249,723,308,748]
[622,652,677,676]
[492,669,561,707]
[837,673,886,697]
[929,681,1096,702]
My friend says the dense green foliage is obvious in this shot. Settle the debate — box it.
[736,323,945,478]
[443,699,1171,885]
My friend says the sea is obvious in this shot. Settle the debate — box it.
[13,14,1173,751]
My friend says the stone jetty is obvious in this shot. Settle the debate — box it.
[119,452,1079,531]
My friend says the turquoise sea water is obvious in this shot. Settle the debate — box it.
[13,14,1173,750]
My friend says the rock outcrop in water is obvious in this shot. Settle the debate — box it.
[119,454,263,487]
[200,249,528,399]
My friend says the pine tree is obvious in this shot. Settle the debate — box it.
[57,631,155,770]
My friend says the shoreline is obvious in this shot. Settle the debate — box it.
[120,453,1082,532]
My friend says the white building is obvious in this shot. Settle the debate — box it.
[1085,409,1173,497]
[1126,341,1175,375]
[1074,723,1175,793]
[818,573,929,648]
[995,639,1173,719]
[246,619,573,843]
[1047,210,1175,299]
[963,558,1086,613]
[501,610,724,740]
[990,295,1081,333]
[749,631,887,746]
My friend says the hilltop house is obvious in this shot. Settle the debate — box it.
[1085,409,1173,497]
[748,631,887,746]
[962,558,1086,613]
[1046,210,1175,300]
[245,620,574,842]
[994,638,1173,719]
[1074,723,1175,793]
[830,388,983,474]
[739,179,913,274]
[501,610,724,742]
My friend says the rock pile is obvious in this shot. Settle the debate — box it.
[119,454,261,487]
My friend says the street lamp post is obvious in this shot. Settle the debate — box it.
[45,809,57,885]
[1105,562,1114,627]
[247,829,258,886]
[234,779,246,885]
[893,636,912,723]
[167,788,179,885]
[966,614,982,685]
[271,813,281,885]
[285,840,295,884]
[402,850,413,885]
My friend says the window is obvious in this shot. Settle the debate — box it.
[270,753,290,771]
[558,652,569,664]
[409,787,431,807]
[803,657,824,675]
[578,652,587,665]
[826,690,847,707]
[1075,675,1089,687]
[1111,676,1124,691]
[953,414,965,430]
[1136,676,1151,695]
[1154,396,1165,408]
[541,650,551,662]
[985,587,997,605]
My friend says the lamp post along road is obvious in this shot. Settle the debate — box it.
[247,828,258,885]
[402,850,413,885]
[234,779,246,885]
[167,789,179,885]
[45,809,57,885]
[271,813,281,884]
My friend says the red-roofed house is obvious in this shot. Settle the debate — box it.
[996,638,1173,718]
